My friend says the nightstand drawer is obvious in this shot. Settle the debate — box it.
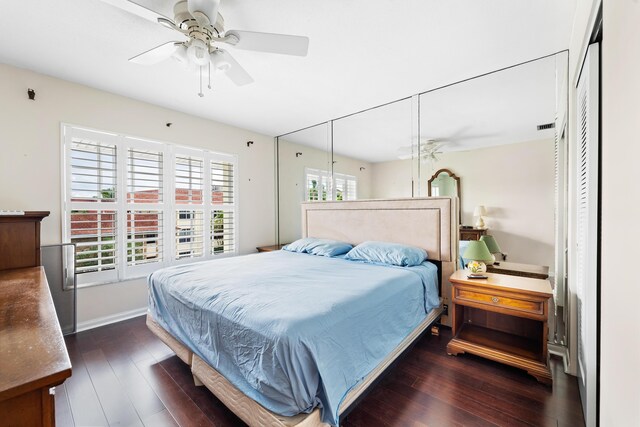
[454,287,544,316]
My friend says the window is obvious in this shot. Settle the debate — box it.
[334,172,357,201]
[63,125,238,286]
[178,228,192,244]
[178,211,193,220]
[211,160,235,254]
[305,168,357,201]
[175,210,204,258]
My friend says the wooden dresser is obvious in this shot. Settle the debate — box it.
[0,211,72,426]
[447,270,553,384]
[0,211,50,270]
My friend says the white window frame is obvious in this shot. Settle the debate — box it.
[304,167,357,201]
[333,171,358,201]
[62,124,239,287]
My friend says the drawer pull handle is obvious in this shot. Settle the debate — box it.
[491,297,500,303]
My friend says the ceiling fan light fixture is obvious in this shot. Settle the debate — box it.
[210,50,230,71]
[172,45,191,68]
[187,39,210,66]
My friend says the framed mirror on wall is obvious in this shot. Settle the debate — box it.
[428,168,461,223]
[427,168,460,199]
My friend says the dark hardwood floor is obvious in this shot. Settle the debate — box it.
[56,316,584,426]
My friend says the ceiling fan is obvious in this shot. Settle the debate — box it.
[105,0,309,96]
[397,140,447,161]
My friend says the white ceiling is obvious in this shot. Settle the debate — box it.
[0,0,575,138]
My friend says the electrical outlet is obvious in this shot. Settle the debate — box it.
[443,304,449,316]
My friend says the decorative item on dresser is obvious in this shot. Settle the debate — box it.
[446,270,553,384]
[256,244,288,253]
[462,240,493,273]
[0,211,72,426]
[459,226,487,241]
[479,235,501,264]
[473,205,487,229]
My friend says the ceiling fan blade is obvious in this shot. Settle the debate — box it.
[100,0,172,22]
[224,30,309,56]
[212,50,254,86]
[130,42,181,65]
[188,0,220,25]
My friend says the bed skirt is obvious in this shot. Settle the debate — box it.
[145,300,443,426]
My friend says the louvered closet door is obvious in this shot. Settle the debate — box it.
[576,43,599,427]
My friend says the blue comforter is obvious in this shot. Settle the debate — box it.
[148,250,440,426]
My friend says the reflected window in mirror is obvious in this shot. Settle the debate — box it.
[304,168,358,201]
[305,168,331,201]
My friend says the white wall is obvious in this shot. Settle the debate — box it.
[371,139,556,268]
[600,1,640,425]
[370,160,414,199]
[0,63,275,327]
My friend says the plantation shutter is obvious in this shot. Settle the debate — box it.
[126,145,164,273]
[211,158,236,255]
[64,125,238,285]
[175,155,204,259]
[334,172,358,201]
[65,128,120,284]
[305,168,337,201]
[575,43,599,427]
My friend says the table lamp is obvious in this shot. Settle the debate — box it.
[474,205,487,228]
[462,240,493,273]
[480,235,501,265]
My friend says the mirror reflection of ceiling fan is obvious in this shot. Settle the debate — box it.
[103,0,309,96]
[397,140,446,161]
[397,127,498,161]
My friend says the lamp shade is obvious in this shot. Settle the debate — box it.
[480,235,501,253]
[462,240,493,262]
[473,205,487,217]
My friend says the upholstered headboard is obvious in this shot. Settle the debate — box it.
[301,197,457,262]
[300,197,458,326]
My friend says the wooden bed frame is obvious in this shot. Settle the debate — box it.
[147,197,458,427]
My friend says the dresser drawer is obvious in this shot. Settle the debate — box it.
[454,287,544,316]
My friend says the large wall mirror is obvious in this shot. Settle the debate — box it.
[277,123,331,244]
[277,51,569,350]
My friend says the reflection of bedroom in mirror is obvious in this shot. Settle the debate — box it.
[277,50,569,355]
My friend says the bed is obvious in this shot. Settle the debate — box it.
[146,197,458,427]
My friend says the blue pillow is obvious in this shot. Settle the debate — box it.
[344,241,427,267]
[282,237,353,257]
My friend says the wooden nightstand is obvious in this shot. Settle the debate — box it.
[447,270,553,384]
[256,244,288,253]
[459,227,487,241]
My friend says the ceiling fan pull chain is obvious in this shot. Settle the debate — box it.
[208,62,212,90]
[198,65,204,97]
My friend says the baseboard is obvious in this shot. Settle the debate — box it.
[76,307,147,332]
